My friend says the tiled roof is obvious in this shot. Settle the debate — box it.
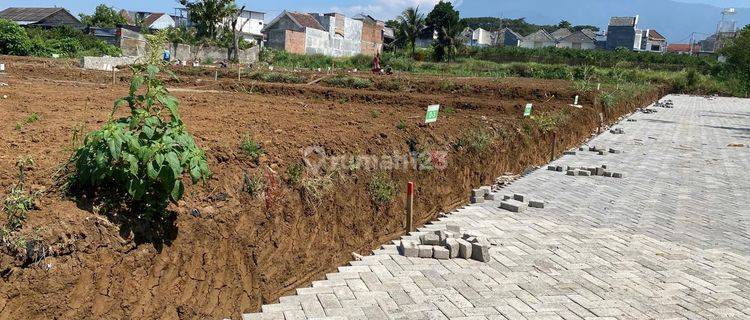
[551,28,572,40]
[648,29,666,41]
[609,16,637,27]
[523,29,555,42]
[667,43,699,52]
[560,30,596,43]
[580,28,597,39]
[142,13,164,27]
[0,7,65,23]
[287,12,325,30]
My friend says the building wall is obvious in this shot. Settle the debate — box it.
[286,29,305,54]
[519,40,555,49]
[37,10,83,29]
[557,41,596,50]
[503,31,520,47]
[606,26,636,50]
[360,20,383,56]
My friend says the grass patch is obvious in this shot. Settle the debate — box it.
[368,173,397,206]
[249,72,305,84]
[285,163,304,186]
[396,120,406,130]
[457,127,493,152]
[322,76,373,89]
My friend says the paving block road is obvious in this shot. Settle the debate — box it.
[242,95,750,320]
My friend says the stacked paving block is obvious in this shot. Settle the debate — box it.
[610,128,625,134]
[398,225,491,262]
[552,164,623,179]
[498,193,545,212]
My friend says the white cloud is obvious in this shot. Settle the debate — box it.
[331,0,463,21]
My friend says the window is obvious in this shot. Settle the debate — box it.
[651,44,661,51]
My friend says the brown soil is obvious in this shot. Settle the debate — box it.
[0,55,667,319]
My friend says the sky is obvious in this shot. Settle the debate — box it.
[2,0,749,22]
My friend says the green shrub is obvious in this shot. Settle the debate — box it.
[396,120,407,130]
[322,76,373,89]
[600,91,617,110]
[0,19,30,55]
[67,65,211,219]
[25,113,40,124]
[368,174,397,206]
[241,138,264,162]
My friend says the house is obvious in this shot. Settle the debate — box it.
[606,16,640,51]
[263,11,383,57]
[519,29,556,49]
[466,27,492,47]
[640,29,666,53]
[550,28,572,41]
[494,28,522,47]
[0,7,82,29]
[667,43,700,55]
[120,10,175,30]
[557,30,596,50]
[220,9,265,44]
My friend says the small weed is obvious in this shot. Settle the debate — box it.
[396,120,406,130]
[368,173,398,206]
[443,106,455,115]
[14,123,21,130]
[241,138,264,163]
[25,113,40,124]
[300,173,333,205]
[457,127,493,152]
[242,170,265,198]
[285,163,304,185]
[4,157,38,231]
[600,92,617,110]
[370,110,381,118]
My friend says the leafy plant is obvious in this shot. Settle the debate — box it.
[397,120,407,130]
[3,157,38,231]
[370,110,381,118]
[600,91,617,110]
[300,173,333,205]
[368,173,398,206]
[66,65,211,219]
[241,138,264,163]
[285,163,304,185]
[25,113,40,124]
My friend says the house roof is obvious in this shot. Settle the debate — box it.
[560,30,596,43]
[142,13,165,27]
[0,7,73,25]
[609,16,637,27]
[551,28,572,40]
[580,28,597,39]
[287,11,325,30]
[523,29,555,42]
[647,29,666,41]
[667,43,698,52]
[500,28,522,39]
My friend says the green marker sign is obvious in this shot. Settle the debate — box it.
[523,103,533,117]
[425,104,440,123]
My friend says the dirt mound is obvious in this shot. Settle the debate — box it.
[0,55,667,319]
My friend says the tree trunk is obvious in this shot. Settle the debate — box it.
[230,5,251,62]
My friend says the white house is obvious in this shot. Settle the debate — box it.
[519,30,556,49]
[143,13,175,30]
[468,28,492,47]
[221,9,265,44]
[556,30,596,50]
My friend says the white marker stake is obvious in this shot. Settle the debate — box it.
[0,63,5,72]
[597,83,601,91]
[574,95,579,105]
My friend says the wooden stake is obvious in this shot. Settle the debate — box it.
[551,132,557,162]
[406,182,414,233]
[215,69,218,81]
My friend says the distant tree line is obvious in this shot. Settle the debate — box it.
[461,17,600,36]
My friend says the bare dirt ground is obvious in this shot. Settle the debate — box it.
[0,55,666,319]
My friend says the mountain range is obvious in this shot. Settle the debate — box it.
[454,0,750,42]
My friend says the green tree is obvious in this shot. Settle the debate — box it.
[0,19,30,55]
[79,4,127,28]
[557,20,572,29]
[178,0,237,40]
[397,6,425,55]
[426,1,461,62]
[722,25,750,82]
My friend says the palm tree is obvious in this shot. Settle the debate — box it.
[397,6,425,55]
[442,21,464,62]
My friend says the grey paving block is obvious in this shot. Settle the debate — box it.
[420,234,439,246]
[446,225,461,233]
[471,242,491,262]
[445,238,460,258]
[433,246,450,260]
[484,192,497,201]
[470,196,484,204]
[529,200,545,208]
[513,193,526,202]
[471,189,486,197]
[613,172,624,178]
[417,245,433,258]
[399,241,419,257]
[456,239,472,259]
[500,199,528,213]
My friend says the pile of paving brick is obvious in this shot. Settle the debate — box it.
[610,127,625,134]
[498,193,544,213]
[398,225,491,262]
[654,99,674,108]
[547,164,623,178]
